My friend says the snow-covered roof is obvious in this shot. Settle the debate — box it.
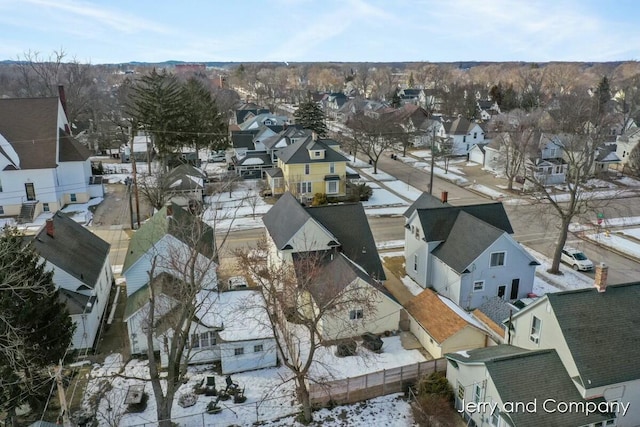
[195,290,272,342]
[242,157,265,166]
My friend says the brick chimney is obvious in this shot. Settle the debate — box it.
[594,263,608,293]
[441,191,448,204]
[166,204,173,217]
[45,218,54,238]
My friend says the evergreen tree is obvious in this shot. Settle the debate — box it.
[408,72,415,87]
[179,77,229,155]
[596,76,611,115]
[390,91,401,108]
[0,227,74,423]
[126,69,184,166]
[294,99,328,137]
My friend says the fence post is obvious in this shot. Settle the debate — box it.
[347,377,350,403]
[382,369,386,394]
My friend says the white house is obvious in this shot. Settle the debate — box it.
[126,281,277,374]
[616,127,640,171]
[446,345,614,426]
[442,117,485,156]
[263,193,401,340]
[404,193,539,310]
[0,96,104,222]
[30,212,113,350]
[123,203,217,355]
[509,274,640,426]
[524,133,568,188]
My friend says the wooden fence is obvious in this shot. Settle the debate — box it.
[309,358,447,406]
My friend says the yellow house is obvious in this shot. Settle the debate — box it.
[266,135,348,199]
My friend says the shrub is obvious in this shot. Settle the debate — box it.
[311,193,328,206]
[416,372,454,402]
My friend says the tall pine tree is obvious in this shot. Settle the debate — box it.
[0,227,74,424]
[294,100,328,137]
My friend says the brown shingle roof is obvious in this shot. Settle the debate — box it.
[0,97,60,169]
[59,131,92,162]
[472,309,505,337]
[405,289,471,343]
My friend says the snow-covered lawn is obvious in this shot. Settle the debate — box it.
[312,336,427,380]
[362,188,408,208]
[583,231,640,260]
[615,176,640,187]
[83,337,423,426]
[549,188,638,202]
[265,393,414,426]
[383,181,423,201]
[203,181,271,232]
[360,169,397,182]
[468,184,507,200]
[620,227,640,240]
[523,246,594,292]
[410,150,431,158]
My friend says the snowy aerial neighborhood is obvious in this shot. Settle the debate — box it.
[3,61,640,427]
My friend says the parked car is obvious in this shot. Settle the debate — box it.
[228,276,248,289]
[208,151,226,162]
[561,247,594,271]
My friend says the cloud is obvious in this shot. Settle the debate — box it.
[21,0,169,34]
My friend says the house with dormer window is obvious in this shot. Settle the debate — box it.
[403,193,538,310]
[265,134,348,200]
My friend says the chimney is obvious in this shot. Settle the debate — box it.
[441,191,448,204]
[45,218,54,238]
[166,204,173,217]
[312,131,318,141]
[594,263,608,292]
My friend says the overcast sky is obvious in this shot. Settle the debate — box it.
[1,0,638,64]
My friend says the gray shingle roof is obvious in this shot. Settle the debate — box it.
[475,297,519,331]
[31,211,110,290]
[275,137,348,164]
[231,131,257,149]
[486,349,610,427]
[262,192,312,250]
[446,344,529,363]
[58,288,96,315]
[403,192,450,218]
[546,282,640,388]
[432,211,505,273]
[306,202,385,281]
[412,200,514,242]
[263,193,385,280]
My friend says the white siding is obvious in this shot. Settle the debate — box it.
[220,338,278,374]
[57,161,92,204]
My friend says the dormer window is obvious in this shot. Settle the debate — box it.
[315,151,321,157]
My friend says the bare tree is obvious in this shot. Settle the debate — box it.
[525,95,618,274]
[346,112,403,173]
[235,239,379,423]
[489,110,540,190]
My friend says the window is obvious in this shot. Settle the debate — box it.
[191,331,216,349]
[70,193,77,202]
[474,384,482,403]
[474,132,478,139]
[329,162,335,174]
[254,344,263,353]
[327,181,338,194]
[463,136,466,143]
[490,252,506,267]
[0,178,2,192]
[304,164,310,175]
[457,382,465,400]
[473,281,484,292]
[314,151,321,157]
[530,316,541,344]
[234,347,244,356]
[349,309,363,320]
[414,254,418,271]
[43,203,50,212]
[0,206,3,215]
[296,181,312,194]
[490,404,500,426]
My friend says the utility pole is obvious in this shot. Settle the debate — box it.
[127,177,134,230]
[429,125,435,195]
[130,123,141,229]
[55,361,72,427]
